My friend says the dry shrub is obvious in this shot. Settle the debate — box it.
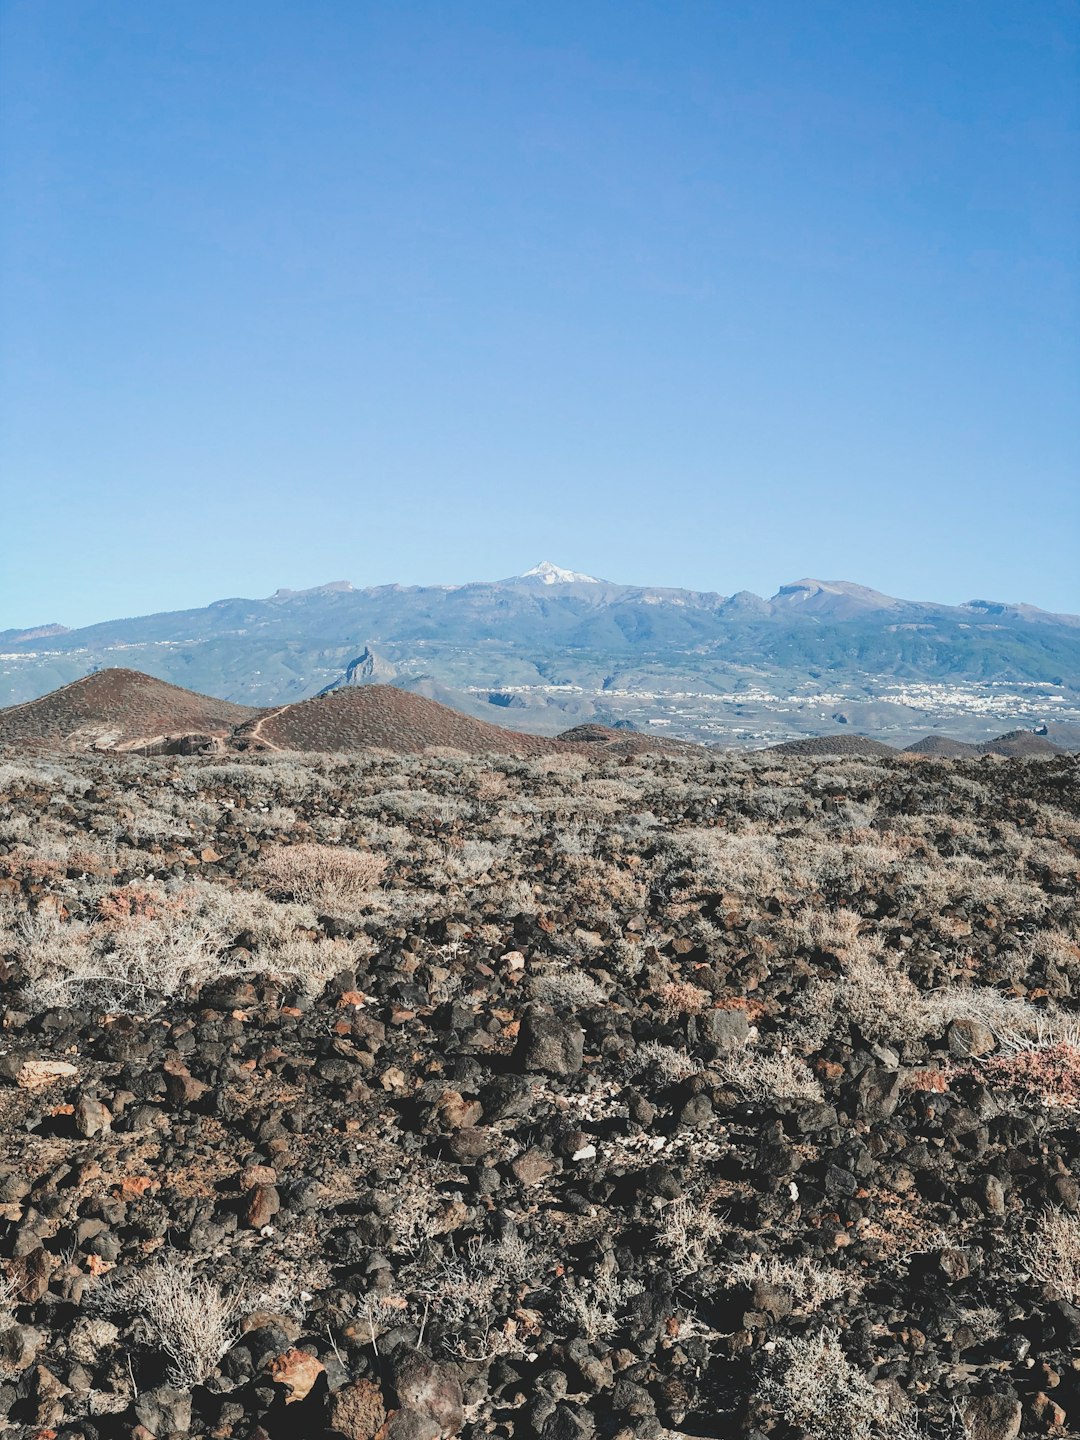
[258,934,375,998]
[94,1255,243,1387]
[796,944,1054,1055]
[530,969,607,1008]
[831,939,922,1044]
[1019,1208,1080,1302]
[727,1253,854,1311]
[901,1068,950,1094]
[97,884,187,925]
[718,1045,824,1104]
[0,1268,16,1320]
[758,1331,896,1439]
[655,980,710,1017]
[18,904,221,1013]
[630,1040,699,1083]
[657,1196,726,1276]
[474,770,509,801]
[985,1037,1080,1109]
[556,1272,642,1342]
[785,906,864,954]
[260,843,386,915]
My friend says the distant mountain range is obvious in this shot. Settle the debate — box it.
[3,564,1079,747]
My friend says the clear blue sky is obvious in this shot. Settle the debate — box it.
[2,0,1077,628]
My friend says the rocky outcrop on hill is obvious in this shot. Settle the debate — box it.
[318,646,399,695]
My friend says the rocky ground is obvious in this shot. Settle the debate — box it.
[0,746,1078,1439]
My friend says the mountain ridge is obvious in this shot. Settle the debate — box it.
[11,563,1079,636]
[3,563,1078,747]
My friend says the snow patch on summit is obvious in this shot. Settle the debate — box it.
[519,561,600,586]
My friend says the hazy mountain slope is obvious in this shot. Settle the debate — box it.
[3,566,1078,746]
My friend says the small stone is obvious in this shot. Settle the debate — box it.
[386,1413,441,1440]
[8,1247,53,1304]
[850,1066,902,1120]
[447,1126,494,1162]
[1031,1392,1067,1433]
[162,1058,209,1105]
[512,1149,555,1187]
[635,1164,682,1201]
[435,1091,483,1130]
[0,1323,43,1371]
[243,1183,281,1229]
[750,1279,792,1321]
[948,1018,997,1058]
[2,1058,78,1090]
[269,1346,325,1403]
[825,1164,857,1199]
[542,1404,596,1440]
[981,1174,1006,1217]
[677,1093,714,1129]
[430,1198,470,1236]
[701,1007,750,1054]
[74,1095,112,1138]
[328,1377,388,1439]
[393,1353,464,1435]
[939,1248,971,1282]
[239,1163,278,1190]
[67,1316,120,1366]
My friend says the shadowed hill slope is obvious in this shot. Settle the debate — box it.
[976,730,1064,757]
[0,669,257,751]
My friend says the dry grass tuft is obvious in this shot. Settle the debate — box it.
[1019,1208,1080,1302]
[259,842,386,915]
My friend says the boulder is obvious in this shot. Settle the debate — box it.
[393,1353,464,1436]
[327,1377,387,1440]
[134,1385,192,1435]
[516,1009,584,1077]
[961,1394,1022,1440]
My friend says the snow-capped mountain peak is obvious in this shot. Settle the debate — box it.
[518,561,600,586]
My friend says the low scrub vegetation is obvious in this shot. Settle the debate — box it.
[0,744,1076,1436]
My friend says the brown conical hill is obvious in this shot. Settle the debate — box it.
[904,735,979,757]
[766,734,898,758]
[0,668,257,752]
[976,730,1064,758]
[555,722,692,756]
[239,684,558,756]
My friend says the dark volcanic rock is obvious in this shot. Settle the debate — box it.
[515,1008,585,1076]
[1,741,1078,1440]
